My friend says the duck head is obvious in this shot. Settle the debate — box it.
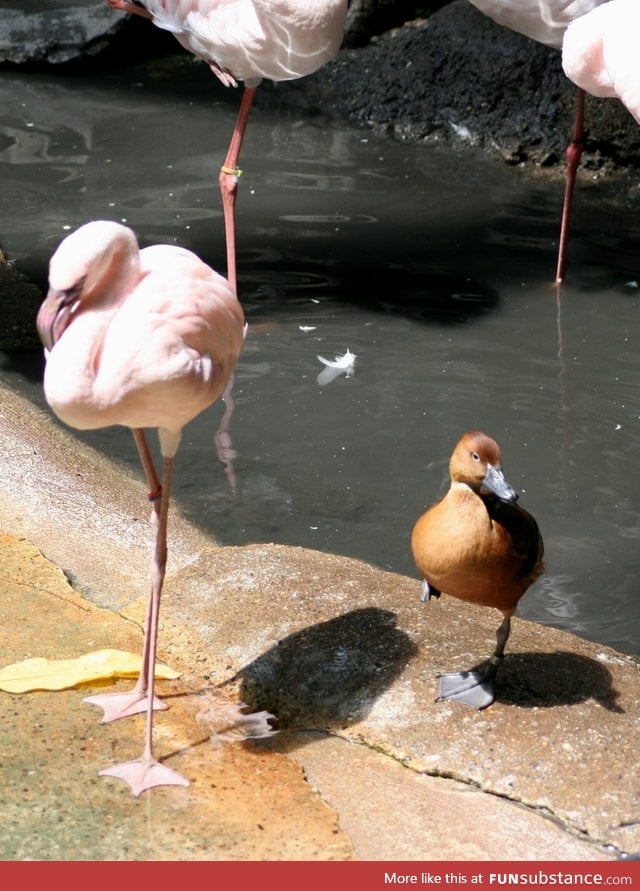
[449,431,518,504]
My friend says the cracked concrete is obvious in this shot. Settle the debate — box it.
[0,381,635,860]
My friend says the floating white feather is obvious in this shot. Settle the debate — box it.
[316,349,357,386]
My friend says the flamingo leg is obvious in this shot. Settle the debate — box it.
[133,427,163,505]
[219,85,258,295]
[98,454,189,795]
[83,428,166,723]
[105,0,152,18]
[555,87,586,285]
[436,614,513,710]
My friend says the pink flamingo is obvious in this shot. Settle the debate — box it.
[468,0,608,283]
[105,0,348,294]
[36,220,245,795]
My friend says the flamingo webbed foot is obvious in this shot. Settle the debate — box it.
[84,690,167,724]
[98,757,189,797]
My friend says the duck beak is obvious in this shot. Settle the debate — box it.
[482,464,518,503]
[36,286,79,352]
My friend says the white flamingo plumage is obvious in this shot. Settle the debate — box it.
[562,0,640,124]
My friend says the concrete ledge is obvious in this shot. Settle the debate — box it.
[0,384,634,859]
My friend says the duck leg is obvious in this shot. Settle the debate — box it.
[437,614,512,710]
[420,579,441,602]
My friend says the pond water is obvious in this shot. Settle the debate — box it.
[1,60,639,657]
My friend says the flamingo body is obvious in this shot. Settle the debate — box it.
[562,0,640,121]
[411,431,544,709]
[468,0,604,49]
[139,0,348,87]
[40,224,244,440]
[37,221,245,794]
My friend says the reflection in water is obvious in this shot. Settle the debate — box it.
[1,66,640,657]
[214,377,241,491]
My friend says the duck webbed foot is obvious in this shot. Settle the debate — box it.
[436,654,503,710]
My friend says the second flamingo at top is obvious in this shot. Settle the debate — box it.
[106,0,349,294]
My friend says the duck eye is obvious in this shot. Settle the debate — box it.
[471,451,480,461]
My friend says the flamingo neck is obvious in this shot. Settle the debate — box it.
[43,253,141,429]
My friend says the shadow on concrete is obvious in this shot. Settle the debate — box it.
[496,650,623,712]
[228,607,418,730]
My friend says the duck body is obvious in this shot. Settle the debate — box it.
[412,482,543,615]
[411,431,544,709]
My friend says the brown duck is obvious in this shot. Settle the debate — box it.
[411,431,544,708]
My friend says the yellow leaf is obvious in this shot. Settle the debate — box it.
[0,649,180,693]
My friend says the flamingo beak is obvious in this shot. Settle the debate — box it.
[36,286,81,352]
[482,463,518,503]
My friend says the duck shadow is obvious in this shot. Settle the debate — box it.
[495,650,623,712]
[229,607,418,730]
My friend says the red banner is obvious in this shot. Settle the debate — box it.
[1,860,639,889]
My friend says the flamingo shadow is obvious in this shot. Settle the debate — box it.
[231,606,418,730]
